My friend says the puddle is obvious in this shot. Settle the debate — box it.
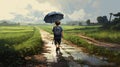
[61,43,116,67]
[40,30,117,67]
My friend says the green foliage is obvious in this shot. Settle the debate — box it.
[0,26,43,67]
[14,27,43,56]
[86,19,91,25]
[39,25,53,33]
[64,33,88,47]
[110,18,120,30]
[97,16,109,24]
[63,25,120,44]
[97,12,120,30]
[40,25,120,64]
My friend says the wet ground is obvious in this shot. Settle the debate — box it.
[78,34,120,51]
[40,29,117,67]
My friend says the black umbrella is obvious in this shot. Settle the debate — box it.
[44,11,64,23]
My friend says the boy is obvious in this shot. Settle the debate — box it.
[52,21,63,54]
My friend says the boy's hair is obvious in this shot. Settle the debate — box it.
[55,21,60,25]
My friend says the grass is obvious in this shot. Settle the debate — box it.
[86,30,120,44]
[39,25,120,44]
[0,26,43,67]
[0,26,34,45]
[14,27,43,56]
[63,25,120,44]
[39,25,120,64]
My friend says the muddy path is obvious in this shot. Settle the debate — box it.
[77,34,120,51]
[39,29,117,67]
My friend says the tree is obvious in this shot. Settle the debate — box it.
[103,16,109,23]
[86,19,91,25]
[113,12,120,18]
[97,12,120,30]
[97,16,104,24]
[97,16,108,24]
[79,22,82,25]
[109,13,113,22]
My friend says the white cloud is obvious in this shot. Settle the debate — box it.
[0,0,93,22]
[68,9,86,21]
[0,0,29,20]
[0,0,61,21]
[0,0,119,23]
[30,1,61,15]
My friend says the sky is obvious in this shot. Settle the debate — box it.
[0,0,120,23]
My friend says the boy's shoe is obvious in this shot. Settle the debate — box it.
[56,47,60,52]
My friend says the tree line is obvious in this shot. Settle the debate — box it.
[66,12,120,30]
[0,21,20,26]
[97,12,120,30]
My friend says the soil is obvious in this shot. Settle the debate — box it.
[77,34,120,51]
[23,45,48,67]
[22,29,120,67]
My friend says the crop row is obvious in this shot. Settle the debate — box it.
[0,26,43,67]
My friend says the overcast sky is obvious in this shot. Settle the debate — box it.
[0,0,120,23]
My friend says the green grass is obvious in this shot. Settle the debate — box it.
[86,30,120,44]
[39,25,120,64]
[0,26,34,45]
[62,25,120,44]
[14,27,43,56]
[0,26,43,67]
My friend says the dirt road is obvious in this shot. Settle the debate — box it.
[40,29,116,67]
[77,34,120,51]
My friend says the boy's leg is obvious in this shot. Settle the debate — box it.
[55,38,62,52]
[58,38,61,47]
[54,39,57,47]
[57,39,61,53]
[55,39,60,52]
[54,39,58,52]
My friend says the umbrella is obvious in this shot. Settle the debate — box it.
[44,11,64,23]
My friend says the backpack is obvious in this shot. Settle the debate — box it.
[53,26,62,35]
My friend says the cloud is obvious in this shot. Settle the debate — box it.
[0,0,93,22]
[29,1,61,15]
[0,0,62,22]
[36,0,92,21]
[0,0,119,23]
[68,9,86,21]
[0,0,30,20]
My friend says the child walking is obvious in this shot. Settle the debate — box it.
[52,21,63,55]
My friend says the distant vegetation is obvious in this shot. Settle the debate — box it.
[0,20,20,26]
[65,12,120,31]
[97,12,120,30]
[65,20,98,26]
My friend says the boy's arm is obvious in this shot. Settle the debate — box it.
[52,26,55,32]
[61,31,63,38]
[61,27,63,38]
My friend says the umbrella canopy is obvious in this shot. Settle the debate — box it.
[44,11,64,23]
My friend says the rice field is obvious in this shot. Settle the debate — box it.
[39,25,120,64]
[39,25,120,44]
[0,26,43,67]
[63,25,120,44]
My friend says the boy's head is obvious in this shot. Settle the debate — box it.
[55,21,61,26]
